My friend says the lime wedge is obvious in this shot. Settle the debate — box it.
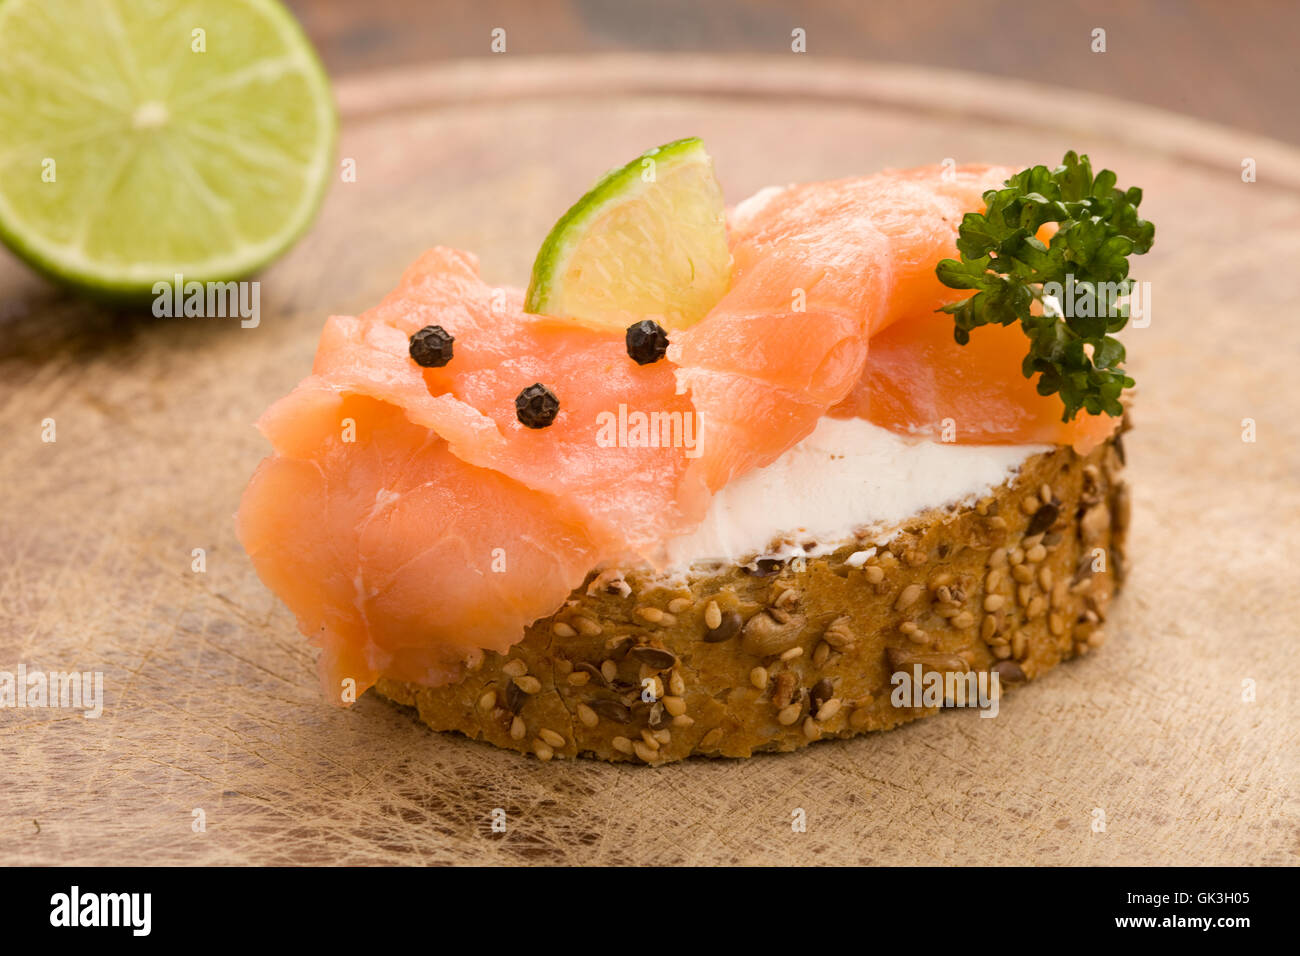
[525,137,730,331]
[0,0,336,296]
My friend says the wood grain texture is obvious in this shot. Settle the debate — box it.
[1,56,1297,865]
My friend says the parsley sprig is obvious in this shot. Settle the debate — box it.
[935,151,1155,421]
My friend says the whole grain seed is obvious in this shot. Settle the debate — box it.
[988,516,1008,530]
[740,608,806,656]
[600,660,618,682]
[636,606,664,623]
[629,646,677,670]
[986,568,1004,591]
[1049,612,1066,636]
[1027,596,1046,619]
[653,729,671,745]
[773,671,797,708]
[896,584,923,610]
[775,588,800,609]
[538,728,566,748]
[1021,496,1041,515]
[552,621,577,638]
[704,600,723,631]
[640,729,660,749]
[502,659,527,678]
[989,547,1009,567]
[981,615,997,641]
[992,643,1012,660]
[865,565,885,584]
[567,670,591,686]
[1026,544,1047,564]
[951,611,975,629]
[778,703,802,725]
[662,695,687,717]
[993,659,1026,682]
[1040,483,1053,504]
[533,740,554,761]
[983,594,1005,612]
[510,716,526,740]
[1009,547,1025,566]
[612,736,634,755]
[1038,566,1053,590]
[633,741,658,762]
[703,608,742,643]
[811,677,834,706]
[590,699,631,723]
[646,701,665,728]
[1022,533,1044,550]
[667,597,692,614]
[669,670,685,696]
[1026,501,1059,537]
[672,714,695,728]
[779,646,803,662]
[813,641,830,668]
[750,666,769,690]
[477,690,497,712]
[803,717,820,740]
[574,617,603,636]
[824,616,855,650]
[1011,631,1028,660]
[513,675,542,695]
[1018,584,1032,608]
[816,698,842,721]
[576,703,599,728]
[1011,564,1034,584]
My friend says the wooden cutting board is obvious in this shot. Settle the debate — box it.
[2,55,1297,866]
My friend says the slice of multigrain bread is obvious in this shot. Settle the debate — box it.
[375,428,1129,764]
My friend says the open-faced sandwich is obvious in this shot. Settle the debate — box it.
[238,140,1153,763]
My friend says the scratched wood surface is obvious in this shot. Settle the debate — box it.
[1,57,1297,866]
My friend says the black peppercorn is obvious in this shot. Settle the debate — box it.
[515,383,560,428]
[625,319,669,365]
[408,325,454,367]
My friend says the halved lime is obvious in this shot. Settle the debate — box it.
[524,137,730,331]
[0,0,336,297]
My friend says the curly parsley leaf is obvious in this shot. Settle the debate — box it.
[935,151,1155,421]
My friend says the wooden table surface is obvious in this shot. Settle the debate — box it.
[2,54,1298,865]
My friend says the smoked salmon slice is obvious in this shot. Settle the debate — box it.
[829,310,1118,452]
[668,163,1064,491]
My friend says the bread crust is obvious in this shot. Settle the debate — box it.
[376,432,1129,763]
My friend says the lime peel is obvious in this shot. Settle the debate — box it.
[0,0,336,297]
[524,137,730,331]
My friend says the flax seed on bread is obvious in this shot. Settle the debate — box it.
[375,429,1129,764]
